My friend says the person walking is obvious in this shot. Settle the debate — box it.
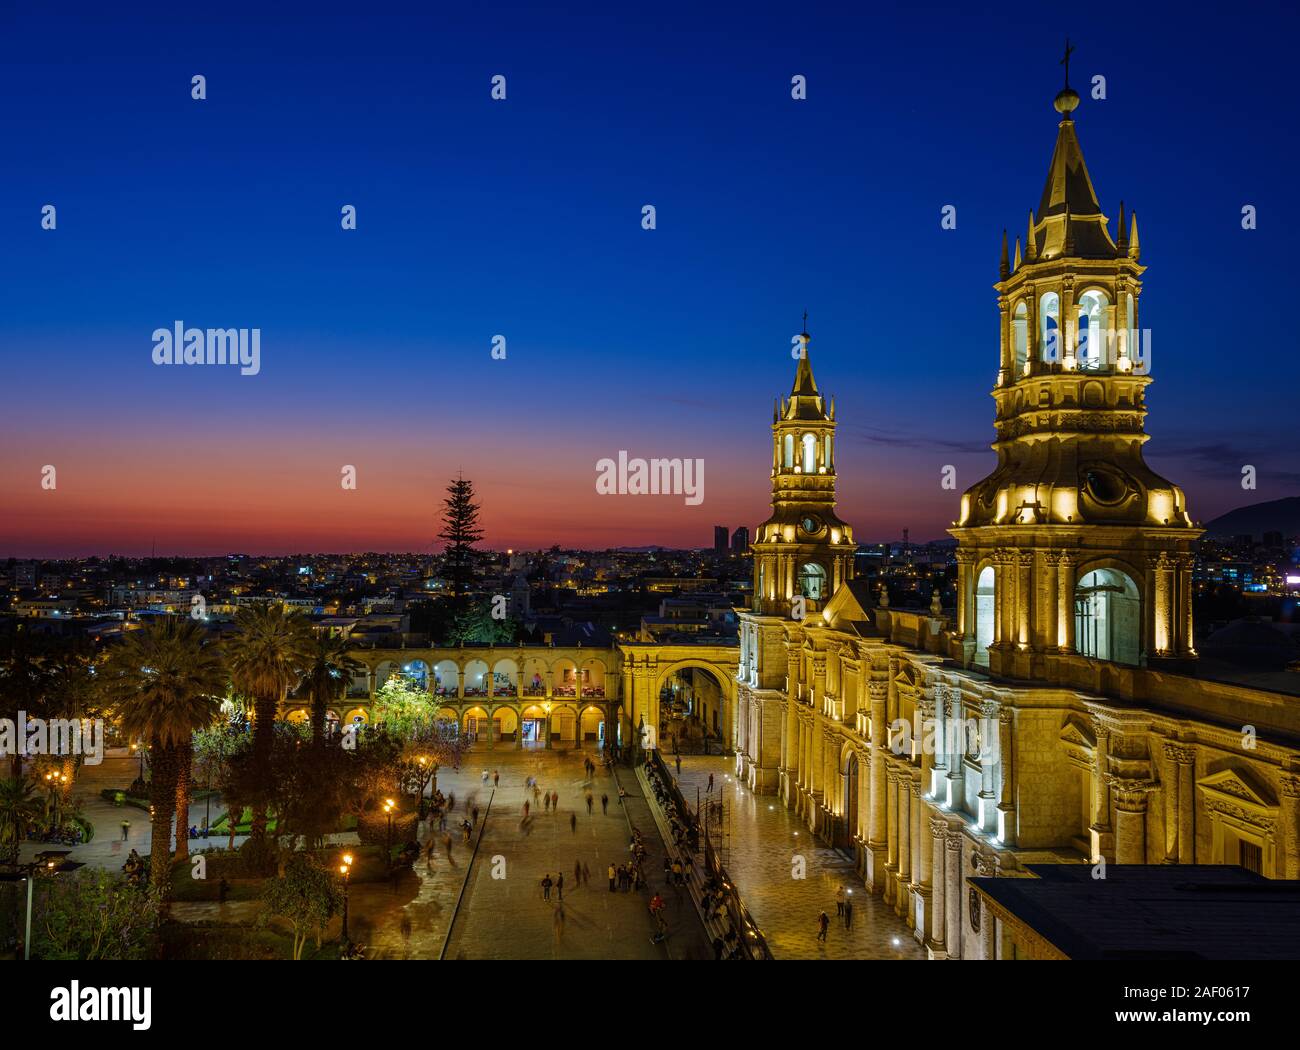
[608,863,617,891]
[544,792,551,813]
[582,862,591,886]
[493,770,499,788]
[551,790,559,810]
[707,772,714,793]
[120,820,130,841]
[675,754,682,775]
[574,859,582,886]
[601,793,609,815]
[557,872,565,901]
[586,793,593,815]
[835,884,846,917]
[817,911,830,941]
[570,812,577,834]
[541,873,553,901]
[523,799,530,818]
[844,896,854,930]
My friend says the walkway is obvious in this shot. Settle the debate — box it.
[667,755,924,960]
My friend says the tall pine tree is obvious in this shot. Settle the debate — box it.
[437,473,484,614]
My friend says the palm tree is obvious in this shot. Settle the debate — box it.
[99,618,224,899]
[0,638,49,780]
[300,635,361,747]
[224,604,313,840]
[0,776,42,864]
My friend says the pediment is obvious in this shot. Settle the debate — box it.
[1059,716,1096,751]
[1198,767,1278,810]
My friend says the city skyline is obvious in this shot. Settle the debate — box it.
[3,5,1296,557]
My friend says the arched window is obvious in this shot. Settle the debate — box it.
[1075,568,1141,666]
[1039,291,1060,363]
[801,433,817,474]
[783,433,794,469]
[799,562,826,601]
[974,566,996,666]
[824,433,833,472]
[1077,289,1109,370]
[1013,302,1029,374]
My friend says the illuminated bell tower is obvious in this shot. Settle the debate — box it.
[950,52,1201,677]
[751,325,856,618]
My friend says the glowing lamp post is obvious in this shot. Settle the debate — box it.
[339,853,353,944]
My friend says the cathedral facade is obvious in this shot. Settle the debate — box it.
[733,78,1300,959]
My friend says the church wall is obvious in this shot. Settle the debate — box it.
[1014,707,1086,848]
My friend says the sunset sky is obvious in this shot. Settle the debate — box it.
[2,3,1296,557]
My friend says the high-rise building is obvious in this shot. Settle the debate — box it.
[731,526,750,554]
[713,526,729,556]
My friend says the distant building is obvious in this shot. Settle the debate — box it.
[731,526,750,554]
[713,526,729,555]
[14,561,38,589]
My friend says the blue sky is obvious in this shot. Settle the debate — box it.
[1,1,1296,554]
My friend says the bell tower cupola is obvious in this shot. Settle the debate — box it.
[751,322,856,618]
[950,48,1202,677]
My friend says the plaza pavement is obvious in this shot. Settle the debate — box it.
[441,749,711,959]
[666,755,924,960]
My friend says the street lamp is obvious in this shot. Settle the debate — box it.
[338,853,353,945]
[131,742,145,782]
[0,854,84,960]
[383,799,395,868]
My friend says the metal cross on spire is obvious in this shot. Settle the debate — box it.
[1061,37,1075,89]
[801,310,808,335]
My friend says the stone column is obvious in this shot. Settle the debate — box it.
[1057,554,1075,653]
[915,791,933,942]
[1017,551,1031,647]
[1110,778,1154,864]
[866,682,888,890]
[996,707,1016,846]
[944,688,964,812]
[944,828,962,959]
[1281,775,1300,880]
[978,701,998,834]
[1043,552,1058,652]
[908,777,922,928]
[1178,554,1196,656]
[1089,719,1112,861]
[973,852,997,960]
[896,773,911,917]
[1177,746,1196,865]
[928,816,947,956]
[885,766,899,905]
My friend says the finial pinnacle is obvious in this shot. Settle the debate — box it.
[1054,38,1081,116]
[801,309,809,337]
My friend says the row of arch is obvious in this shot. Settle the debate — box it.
[973,564,1141,666]
[288,701,617,748]
[1010,289,1136,372]
[777,431,834,475]
[359,656,610,699]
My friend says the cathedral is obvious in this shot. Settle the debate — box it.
[733,73,1300,959]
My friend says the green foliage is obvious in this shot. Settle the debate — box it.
[33,869,161,961]
[437,473,484,610]
[0,777,41,864]
[260,851,344,960]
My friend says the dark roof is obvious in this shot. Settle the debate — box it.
[973,864,1300,960]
